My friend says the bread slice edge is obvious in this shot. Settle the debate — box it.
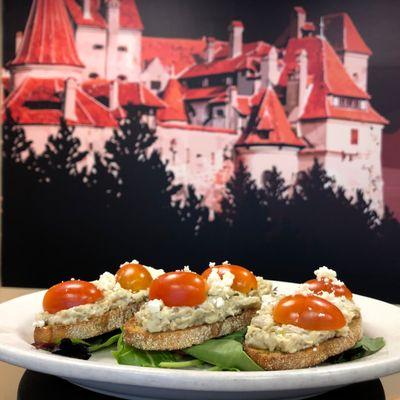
[244,317,362,370]
[123,308,258,351]
[34,301,143,345]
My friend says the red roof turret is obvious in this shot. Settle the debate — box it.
[3,78,117,127]
[278,36,386,124]
[322,13,372,56]
[120,0,144,30]
[82,80,166,109]
[237,86,305,147]
[10,0,84,67]
[158,79,187,123]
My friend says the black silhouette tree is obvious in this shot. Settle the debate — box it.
[178,185,209,236]
[104,108,183,266]
[262,166,289,207]
[2,115,42,285]
[216,162,268,265]
[26,119,95,285]
[174,185,210,265]
[259,166,293,269]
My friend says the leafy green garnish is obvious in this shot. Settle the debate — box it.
[112,332,185,367]
[52,327,385,371]
[111,328,261,371]
[328,336,385,364]
[51,330,121,359]
[183,330,263,371]
[88,332,120,353]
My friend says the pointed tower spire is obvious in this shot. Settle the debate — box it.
[120,0,144,30]
[9,0,84,88]
[157,79,187,123]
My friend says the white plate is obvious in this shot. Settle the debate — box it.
[0,281,399,400]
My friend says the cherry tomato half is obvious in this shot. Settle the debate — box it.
[116,263,153,292]
[273,294,346,331]
[306,278,353,300]
[43,280,103,314]
[201,263,257,294]
[149,271,207,307]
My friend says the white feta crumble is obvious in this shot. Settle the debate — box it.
[313,266,344,286]
[147,299,163,313]
[206,267,235,297]
[214,297,225,308]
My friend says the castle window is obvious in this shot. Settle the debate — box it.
[93,44,104,50]
[186,148,191,164]
[351,129,359,145]
[169,139,177,165]
[89,72,99,79]
[211,152,215,165]
[336,96,361,109]
[117,75,127,81]
[151,80,161,90]
[216,108,225,118]
[353,72,359,82]
[118,45,128,52]
[23,101,60,110]
[89,143,94,151]
[258,130,270,139]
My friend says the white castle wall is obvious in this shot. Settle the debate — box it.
[299,119,383,213]
[74,27,141,82]
[115,29,142,81]
[189,101,209,126]
[22,124,114,171]
[236,145,300,187]
[141,58,170,93]
[11,65,84,89]
[342,53,369,91]
[156,124,238,200]
[75,26,107,80]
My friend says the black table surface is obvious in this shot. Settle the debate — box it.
[17,370,386,400]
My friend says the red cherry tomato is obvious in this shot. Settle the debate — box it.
[116,263,153,292]
[201,264,257,294]
[306,278,353,300]
[149,271,207,307]
[43,280,103,314]
[273,294,346,331]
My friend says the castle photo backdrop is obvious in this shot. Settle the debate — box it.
[2,0,400,302]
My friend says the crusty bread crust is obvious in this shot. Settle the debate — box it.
[244,317,362,370]
[34,302,143,345]
[123,308,258,350]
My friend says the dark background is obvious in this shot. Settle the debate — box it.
[3,0,400,128]
[2,0,400,302]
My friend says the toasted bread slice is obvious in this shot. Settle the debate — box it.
[244,317,362,370]
[123,308,257,350]
[34,302,143,345]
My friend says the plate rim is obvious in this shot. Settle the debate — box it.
[1,281,400,393]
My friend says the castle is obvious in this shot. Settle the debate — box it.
[2,0,387,212]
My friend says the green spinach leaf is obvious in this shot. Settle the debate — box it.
[88,332,121,353]
[329,336,385,364]
[184,336,263,371]
[112,333,184,367]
